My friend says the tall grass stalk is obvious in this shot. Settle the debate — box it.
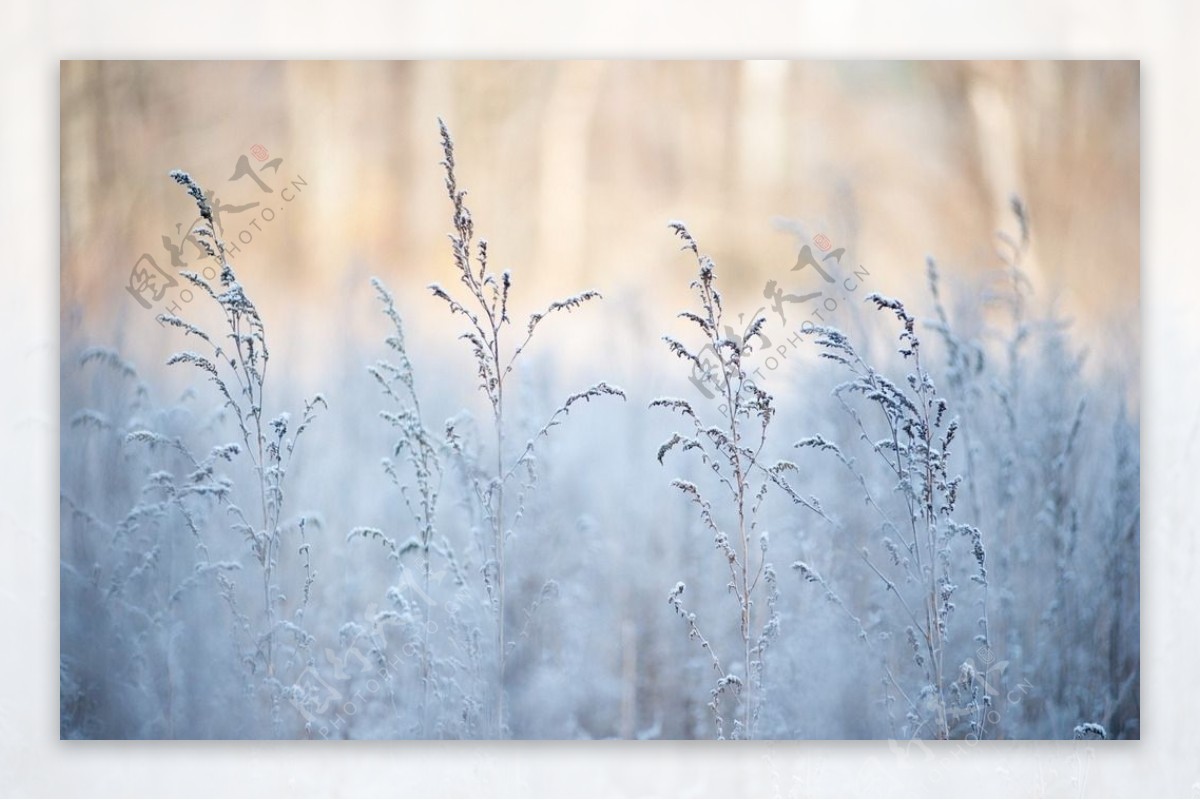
[655,222,787,739]
[426,120,624,735]
[154,170,325,730]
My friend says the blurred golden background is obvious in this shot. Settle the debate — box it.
[61,61,1138,379]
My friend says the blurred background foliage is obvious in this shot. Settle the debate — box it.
[61,61,1138,375]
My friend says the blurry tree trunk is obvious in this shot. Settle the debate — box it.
[537,61,605,279]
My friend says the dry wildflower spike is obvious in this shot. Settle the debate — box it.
[792,276,993,740]
[153,168,326,732]
[359,276,466,736]
[417,119,624,736]
[653,221,792,740]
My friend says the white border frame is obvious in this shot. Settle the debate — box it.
[3,1,1194,796]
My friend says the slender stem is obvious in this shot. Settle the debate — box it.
[495,383,506,736]
[490,297,507,738]
[715,315,752,740]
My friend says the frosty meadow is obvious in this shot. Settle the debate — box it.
[60,61,1139,740]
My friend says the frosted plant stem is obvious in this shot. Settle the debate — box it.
[495,385,506,737]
